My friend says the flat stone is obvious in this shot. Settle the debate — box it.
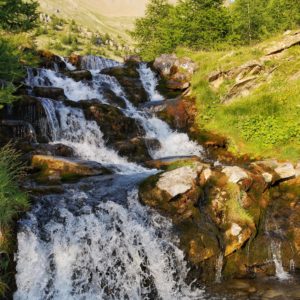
[157,166,199,198]
[223,166,248,183]
[274,162,295,180]
[32,155,111,177]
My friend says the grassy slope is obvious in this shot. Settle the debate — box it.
[177,33,300,161]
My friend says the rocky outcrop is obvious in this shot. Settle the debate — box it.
[32,155,111,182]
[139,157,300,281]
[153,54,197,90]
[101,65,148,106]
[266,31,300,55]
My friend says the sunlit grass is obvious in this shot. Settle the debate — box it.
[177,34,300,161]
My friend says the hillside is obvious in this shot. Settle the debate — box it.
[37,0,176,41]
[177,31,300,161]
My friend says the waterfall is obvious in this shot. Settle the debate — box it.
[215,253,224,283]
[15,55,208,299]
[39,99,147,174]
[80,55,121,71]
[15,186,206,300]
[271,241,290,280]
[138,63,164,102]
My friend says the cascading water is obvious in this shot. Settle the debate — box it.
[138,63,164,102]
[15,55,208,299]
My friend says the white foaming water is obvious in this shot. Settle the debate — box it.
[15,190,205,300]
[215,253,224,283]
[138,63,164,102]
[59,56,76,71]
[40,99,146,174]
[271,241,290,281]
[27,68,102,102]
[80,55,121,71]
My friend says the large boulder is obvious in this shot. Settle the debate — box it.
[153,54,197,90]
[65,70,92,82]
[32,155,111,182]
[101,66,148,106]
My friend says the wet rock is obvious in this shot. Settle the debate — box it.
[32,155,111,181]
[101,88,126,109]
[0,95,51,143]
[223,166,249,183]
[68,53,82,69]
[153,54,197,90]
[38,50,66,72]
[27,143,75,157]
[101,66,148,106]
[33,86,67,101]
[157,165,202,198]
[65,70,92,82]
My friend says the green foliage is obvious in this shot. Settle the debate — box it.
[131,0,230,60]
[0,0,39,32]
[132,0,300,59]
[0,144,29,297]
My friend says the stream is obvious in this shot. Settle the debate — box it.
[13,56,300,300]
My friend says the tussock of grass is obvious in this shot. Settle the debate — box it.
[226,183,254,226]
[0,144,29,297]
[177,35,300,161]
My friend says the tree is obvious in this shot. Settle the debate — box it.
[0,0,39,31]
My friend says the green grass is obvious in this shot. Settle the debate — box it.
[0,144,29,297]
[176,34,300,161]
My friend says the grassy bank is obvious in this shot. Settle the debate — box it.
[0,144,29,297]
[177,34,300,161]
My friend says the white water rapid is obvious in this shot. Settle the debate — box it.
[14,55,208,299]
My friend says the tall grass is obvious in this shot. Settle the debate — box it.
[0,144,29,297]
[177,35,300,161]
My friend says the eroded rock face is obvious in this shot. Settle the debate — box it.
[153,54,197,90]
[139,159,300,281]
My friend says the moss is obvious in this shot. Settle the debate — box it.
[226,183,254,227]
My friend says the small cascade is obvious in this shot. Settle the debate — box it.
[271,241,290,280]
[15,187,205,300]
[80,55,121,71]
[59,56,76,71]
[39,99,146,174]
[215,253,224,283]
[39,98,60,141]
[138,63,164,102]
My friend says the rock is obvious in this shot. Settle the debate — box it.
[295,162,300,177]
[33,86,67,101]
[65,100,151,163]
[262,172,273,183]
[223,166,249,183]
[114,137,152,163]
[0,95,52,143]
[274,162,296,180]
[255,159,296,182]
[225,226,252,256]
[38,50,66,72]
[145,156,201,169]
[266,32,300,55]
[124,55,141,65]
[101,66,148,106]
[65,70,92,82]
[68,53,82,68]
[153,54,197,90]
[101,88,126,109]
[157,165,202,198]
[32,155,111,180]
[0,120,37,145]
[28,143,75,157]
